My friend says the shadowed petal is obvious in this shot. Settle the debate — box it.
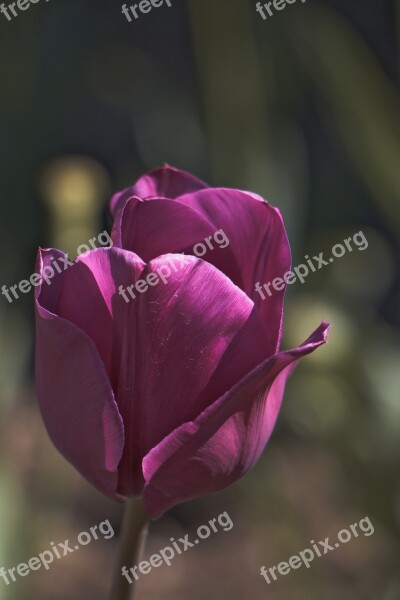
[55,247,145,375]
[111,197,217,260]
[35,249,125,498]
[177,188,291,350]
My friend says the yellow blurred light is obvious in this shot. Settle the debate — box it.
[39,156,110,222]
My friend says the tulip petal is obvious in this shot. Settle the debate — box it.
[142,322,330,519]
[111,197,243,297]
[35,249,125,498]
[110,165,207,216]
[54,247,146,375]
[177,188,291,350]
[111,197,217,259]
[110,253,259,496]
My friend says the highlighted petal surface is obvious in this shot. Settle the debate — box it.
[142,322,330,518]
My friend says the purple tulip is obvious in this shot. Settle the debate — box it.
[35,166,329,519]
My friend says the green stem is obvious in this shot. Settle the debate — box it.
[110,497,149,600]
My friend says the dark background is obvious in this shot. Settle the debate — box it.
[0,0,399,598]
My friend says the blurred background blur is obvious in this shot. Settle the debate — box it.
[0,0,399,598]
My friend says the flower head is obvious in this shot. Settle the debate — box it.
[35,166,329,518]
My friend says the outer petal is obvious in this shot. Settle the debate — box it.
[109,165,207,216]
[142,322,330,519]
[177,188,291,350]
[35,249,124,498]
[54,247,146,376]
[113,253,263,496]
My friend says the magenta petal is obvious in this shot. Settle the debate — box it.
[38,247,146,497]
[109,165,208,216]
[142,322,330,519]
[112,254,257,496]
[55,247,145,375]
[177,188,291,350]
[111,197,218,261]
[35,249,124,498]
[111,197,244,298]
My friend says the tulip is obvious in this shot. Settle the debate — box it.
[35,165,329,522]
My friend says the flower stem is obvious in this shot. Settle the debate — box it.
[110,497,149,600]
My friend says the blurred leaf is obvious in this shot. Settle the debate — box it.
[290,4,400,232]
